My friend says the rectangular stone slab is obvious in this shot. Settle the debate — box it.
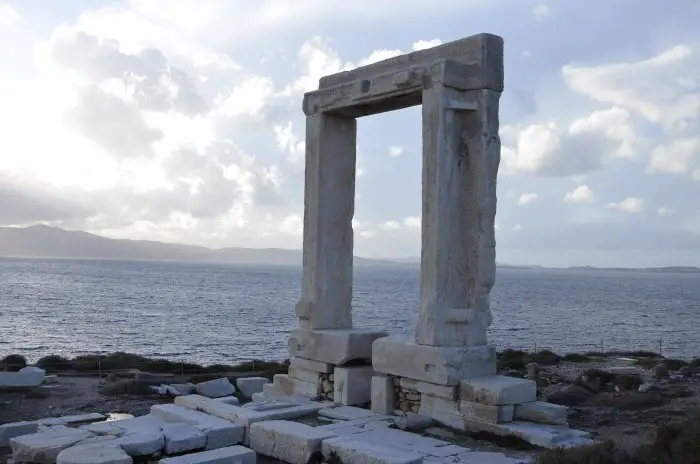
[322,437,424,464]
[249,420,335,464]
[157,445,256,463]
[334,366,373,405]
[459,375,536,405]
[372,336,496,385]
[318,33,503,92]
[514,401,569,426]
[288,328,387,365]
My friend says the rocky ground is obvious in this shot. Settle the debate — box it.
[1,355,698,463]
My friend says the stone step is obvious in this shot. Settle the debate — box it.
[157,445,256,463]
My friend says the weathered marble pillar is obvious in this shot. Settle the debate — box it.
[416,86,500,347]
[295,113,357,330]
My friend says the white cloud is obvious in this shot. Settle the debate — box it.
[359,230,375,238]
[648,137,700,177]
[563,45,700,132]
[608,197,646,214]
[218,76,274,119]
[378,220,400,231]
[521,50,532,59]
[512,224,523,232]
[403,216,421,229]
[389,145,404,157]
[533,4,551,20]
[564,185,596,204]
[412,39,442,51]
[277,214,303,236]
[501,107,639,177]
[0,3,20,26]
[658,208,675,216]
[517,193,538,205]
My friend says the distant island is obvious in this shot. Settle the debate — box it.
[567,265,700,274]
[0,225,698,273]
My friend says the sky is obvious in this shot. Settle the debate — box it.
[0,0,699,268]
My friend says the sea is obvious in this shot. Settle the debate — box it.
[1,258,699,365]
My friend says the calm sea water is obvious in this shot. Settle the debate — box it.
[1,258,699,364]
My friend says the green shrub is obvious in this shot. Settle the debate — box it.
[662,359,688,371]
[36,355,74,371]
[1,354,27,371]
[497,349,529,370]
[537,411,700,464]
[531,350,562,365]
[563,353,594,363]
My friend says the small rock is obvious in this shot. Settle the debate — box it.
[678,366,692,376]
[654,363,669,379]
[638,383,654,393]
[546,385,594,406]
[612,374,643,391]
[195,377,236,398]
[669,374,684,381]
[395,413,433,431]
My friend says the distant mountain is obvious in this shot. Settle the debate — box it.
[0,225,397,266]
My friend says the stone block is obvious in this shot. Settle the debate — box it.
[249,420,335,464]
[414,381,458,400]
[460,420,592,449]
[289,328,387,365]
[0,421,38,447]
[10,428,94,463]
[0,367,45,388]
[169,383,197,396]
[460,376,536,405]
[79,423,124,436]
[195,378,236,399]
[371,375,395,414]
[461,401,514,424]
[373,337,496,385]
[290,357,333,373]
[322,437,423,464]
[319,406,389,421]
[235,377,269,399]
[157,446,256,464]
[116,431,165,456]
[175,395,329,427]
[215,396,239,405]
[514,402,568,426]
[334,366,373,405]
[103,415,167,435]
[162,423,206,455]
[289,366,323,383]
[272,374,322,399]
[56,442,132,464]
[151,404,244,450]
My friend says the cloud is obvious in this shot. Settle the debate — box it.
[512,224,523,232]
[413,39,443,51]
[403,216,421,229]
[648,137,700,178]
[563,45,700,132]
[378,220,400,231]
[517,193,538,205]
[501,107,639,177]
[533,4,551,20]
[0,3,19,26]
[564,185,596,204]
[607,197,645,214]
[389,145,404,157]
[658,208,674,216]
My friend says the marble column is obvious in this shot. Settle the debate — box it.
[295,113,357,330]
[416,86,501,347]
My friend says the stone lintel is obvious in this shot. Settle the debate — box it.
[302,59,482,117]
[289,329,388,366]
[319,33,503,92]
[371,337,496,386]
[289,357,334,374]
